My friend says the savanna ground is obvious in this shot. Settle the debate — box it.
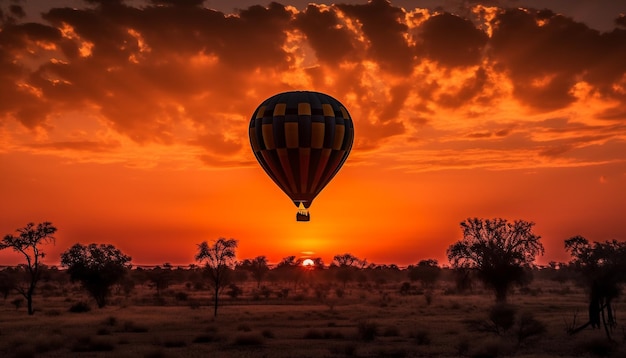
[1,273,624,358]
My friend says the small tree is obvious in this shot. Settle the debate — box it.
[564,236,626,340]
[0,268,17,299]
[195,238,238,317]
[1,222,57,315]
[447,218,544,303]
[146,264,172,297]
[408,259,441,288]
[332,253,366,288]
[275,255,304,290]
[239,256,269,288]
[333,253,364,267]
[60,243,132,308]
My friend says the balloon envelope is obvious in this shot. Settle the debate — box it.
[249,91,354,221]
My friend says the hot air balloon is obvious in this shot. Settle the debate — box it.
[249,91,354,221]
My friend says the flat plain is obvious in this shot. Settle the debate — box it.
[0,275,624,357]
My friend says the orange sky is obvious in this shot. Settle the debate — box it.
[1,0,625,267]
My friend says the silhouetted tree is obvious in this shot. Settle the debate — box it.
[564,236,626,340]
[447,218,544,303]
[239,256,269,288]
[146,264,172,297]
[453,267,474,293]
[332,253,366,287]
[60,243,132,308]
[408,259,441,288]
[0,268,17,299]
[195,238,238,317]
[275,255,304,290]
[311,257,325,270]
[0,222,57,315]
[333,253,366,268]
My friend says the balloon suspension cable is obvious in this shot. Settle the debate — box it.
[296,202,310,222]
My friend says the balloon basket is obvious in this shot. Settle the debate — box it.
[296,203,310,221]
[296,211,310,221]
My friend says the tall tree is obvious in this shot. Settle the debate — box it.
[0,222,57,315]
[564,236,626,340]
[239,256,269,288]
[447,218,544,302]
[195,238,238,317]
[60,243,132,308]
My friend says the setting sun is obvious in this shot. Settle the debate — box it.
[302,259,315,267]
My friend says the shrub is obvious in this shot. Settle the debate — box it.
[456,336,470,356]
[11,298,24,310]
[174,292,188,301]
[399,282,412,295]
[374,347,408,357]
[237,323,252,332]
[233,333,263,346]
[44,309,62,316]
[104,316,118,326]
[424,290,433,305]
[579,337,615,357]
[277,288,289,299]
[489,304,516,334]
[144,349,167,358]
[192,334,215,343]
[13,346,35,358]
[226,284,243,299]
[382,326,400,337]
[357,321,378,342]
[123,320,149,333]
[516,312,546,346]
[304,329,323,339]
[261,329,275,338]
[72,336,115,352]
[335,288,345,298]
[469,337,507,358]
[33,333,64,353]
[260,286,272,299]
[410,329,431,345]
[188,300,201,310]
[162,339,187,348]
[68,302,91,313]
[329,343,357,356]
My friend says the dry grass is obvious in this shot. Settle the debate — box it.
[0,279,623,357]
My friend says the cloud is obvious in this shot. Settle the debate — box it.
[0,1,624,171]
[27,140,119,152]
[336,0,414,74]
[418,12,488,68]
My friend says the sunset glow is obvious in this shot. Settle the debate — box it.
[1,0,625,267]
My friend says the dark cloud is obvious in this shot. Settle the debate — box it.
[336,0,414,74]
[1,1,625,165]
[419,12,488,67]
[294,4,355,65]
[490,8,626,110]
[9,5,25,18]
